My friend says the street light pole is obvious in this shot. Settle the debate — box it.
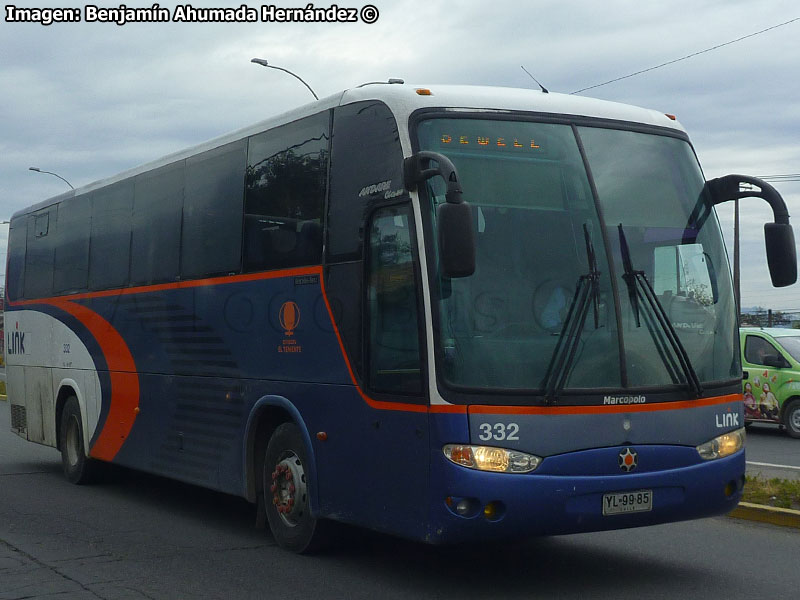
[250,58,319,101]
[734,198,740,317]
[29,167,74,190]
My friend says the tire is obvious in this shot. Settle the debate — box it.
[60,397,99,484]
[783,400,800,439]
[262,422,327,553]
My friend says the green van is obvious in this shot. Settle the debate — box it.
[740,327,800,438]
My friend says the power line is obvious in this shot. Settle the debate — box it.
[571,17,800,94]
[758,174,800,183]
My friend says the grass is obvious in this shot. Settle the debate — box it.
[743,475,800,510]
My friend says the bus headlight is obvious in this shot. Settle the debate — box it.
[696,428,745,460]
[443,444,542,473]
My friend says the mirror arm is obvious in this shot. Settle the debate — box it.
[404,151,464,204]
[706,174,790,225]
[707,174,797,288]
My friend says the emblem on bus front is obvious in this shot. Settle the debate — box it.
[618,448,638,472]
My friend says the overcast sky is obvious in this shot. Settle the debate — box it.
[1,0,798,308]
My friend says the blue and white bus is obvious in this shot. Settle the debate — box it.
[5,84,796,552]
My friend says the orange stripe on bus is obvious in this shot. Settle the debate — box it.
[10,267,742,419]
[8,265,323,306]
[318,270,428,413]
[429,405,468,414]
[468,393,742,415]
[47,299,140,461]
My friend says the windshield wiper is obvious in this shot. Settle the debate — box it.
[617,224,703,397]
[542,224,600,404]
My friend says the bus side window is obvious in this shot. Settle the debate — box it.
[131,161,184,285]
[6,219,27,301]
[24,206,58,299]
[89,181,133,290]
[54,193,91,294]
[243,112,328,272]
[182,140,246,280]
[366,205,423,395]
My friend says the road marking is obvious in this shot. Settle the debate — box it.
[747,461,800,471]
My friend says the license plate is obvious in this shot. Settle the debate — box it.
[602,490,653,516]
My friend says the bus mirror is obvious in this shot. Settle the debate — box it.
[405,150,475,278]
[764,222,797,287]
[706,174,797,287]
[437,201,475,278]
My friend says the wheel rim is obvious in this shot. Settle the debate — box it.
[791,408,800,432]
[65,415,81,467]
[269,452,308,527]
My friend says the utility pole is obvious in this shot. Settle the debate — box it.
[733,198,740,318]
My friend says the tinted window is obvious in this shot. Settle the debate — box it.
[744,335,782,366]
[182,140,246,279]
[776,336,800,363]
[24,206,57,299]
[6,218,27,301]
[327,101,406,263]
[244,113,328,272]
[54,194,90,294]
[131,161,184,285]
[367,205,422,394]
[89,182,133,290]
[578,126,739,386]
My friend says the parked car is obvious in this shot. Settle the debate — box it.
[740,327,800,438]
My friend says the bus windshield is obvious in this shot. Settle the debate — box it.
[416,117,738,397]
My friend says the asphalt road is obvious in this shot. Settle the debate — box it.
[2,404,800,600]
[745,421,800,480]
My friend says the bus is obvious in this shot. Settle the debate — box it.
[5,84,796,552]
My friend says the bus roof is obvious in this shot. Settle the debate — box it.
[13,83,686,220]
[342,83,685,132]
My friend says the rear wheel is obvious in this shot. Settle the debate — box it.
[262,422,327,553]
[60,397,100,484]
[783,400,800,439]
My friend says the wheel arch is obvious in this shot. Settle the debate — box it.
[242,395,319,513]
[780,395,800,421]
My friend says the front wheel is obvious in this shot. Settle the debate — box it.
[262,423,328,553]
[783,400,800,439]
[60,397,100,484]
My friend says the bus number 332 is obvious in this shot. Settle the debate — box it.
[478,422,520,441]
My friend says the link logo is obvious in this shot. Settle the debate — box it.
[6,323,26,355]
[715,412,740,428]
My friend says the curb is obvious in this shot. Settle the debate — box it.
[728,502,800,529]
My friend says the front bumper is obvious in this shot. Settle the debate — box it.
[426,445,745,544]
